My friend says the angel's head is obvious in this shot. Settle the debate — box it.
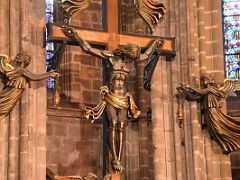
[200,74,217,88]
[14,51,31,67]
[113,43,141,62]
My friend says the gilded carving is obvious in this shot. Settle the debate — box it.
[61,0,90,24]
[0,52,58,120]
[62,26,162,173]
[134,0,166,34]
[176,74,240,154]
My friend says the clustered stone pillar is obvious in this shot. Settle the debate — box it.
[150,0,233,180]
[0,0,46,180]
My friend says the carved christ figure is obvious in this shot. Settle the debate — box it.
[63,27,162,173]
[177,75,240,154]
[0,52,58,120]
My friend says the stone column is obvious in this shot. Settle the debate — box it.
[185,0,232,179]
[0,0,46,180]
[136,60,151,180]
[150,0,177,179]
[151,0,232,179]
[0,1,10,178]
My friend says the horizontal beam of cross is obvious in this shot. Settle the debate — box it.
[47,23,176,57]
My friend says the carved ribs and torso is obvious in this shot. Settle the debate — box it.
[108,58,131,96]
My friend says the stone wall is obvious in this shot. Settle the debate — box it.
[47,108,103,178]
[47,45,104,179]
[226,95,240,178]
[231,150,240,180]
[59,46,103,106]
[47,1,105,178]
[121,0,148,34]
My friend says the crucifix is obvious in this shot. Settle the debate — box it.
[47,0,175,178]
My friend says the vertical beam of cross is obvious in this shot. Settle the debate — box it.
[104,2,120,177]
[107,0,120,50]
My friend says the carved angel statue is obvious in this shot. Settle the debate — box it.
[176,74,240,154]
[0,52,58,120]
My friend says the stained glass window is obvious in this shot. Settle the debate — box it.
[45,0,55,89]
[223,0,240,79]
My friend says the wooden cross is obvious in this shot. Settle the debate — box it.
[47,1,175,53]
[47,1,175,91]
[47,1,175,178]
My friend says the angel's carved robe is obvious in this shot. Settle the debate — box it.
[0,53,57,120]
[177,75,240,154]
[201,86,240,154]
[0,55,25,119]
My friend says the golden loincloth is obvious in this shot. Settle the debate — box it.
[85,86,140,123]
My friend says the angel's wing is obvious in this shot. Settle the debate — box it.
[61,0,90,23]
[0,54,14,74]
[134,0,166,34]
[219,79,240,94]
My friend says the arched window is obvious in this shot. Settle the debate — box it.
[223,0,240,79]
[46,0,55,89]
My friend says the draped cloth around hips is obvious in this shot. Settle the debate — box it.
[85,86,140,123]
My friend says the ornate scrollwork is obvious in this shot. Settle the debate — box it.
[0,52,58,120]
[134,0,166,34]
[176,74,240,154]
[61,0,90,24]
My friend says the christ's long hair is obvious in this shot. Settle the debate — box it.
[113,43,141,60]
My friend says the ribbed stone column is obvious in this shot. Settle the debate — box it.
[151,57,176,180]
[136,61,151,180]
[151,0,232,179]
[0,1,10,179]
[173,0,191,179]
[151,57,166,180]
[8,0,21,179]
[27,1,46,179]
[150,0,177,179]
[0,0,46,180]
[186,0,232,179]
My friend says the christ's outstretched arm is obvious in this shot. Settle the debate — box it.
[63,27,111,61]
[139,38,163,62]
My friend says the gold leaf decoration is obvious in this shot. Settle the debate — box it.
[134,0,166,34]
[176,75,240,154]
[61,0,90,24]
